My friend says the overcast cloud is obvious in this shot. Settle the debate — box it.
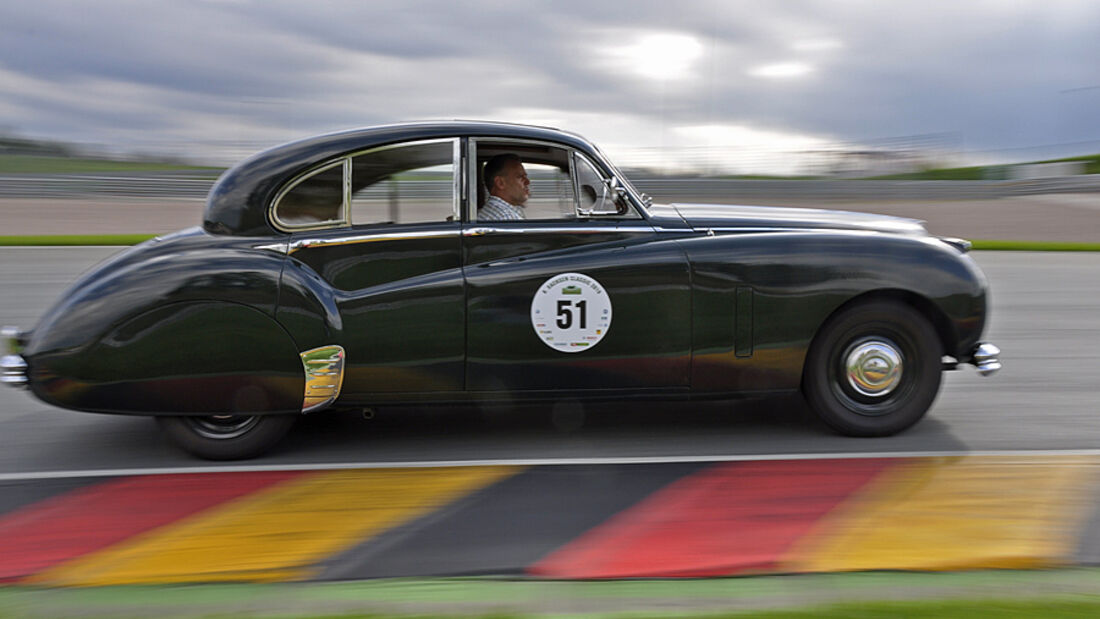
[2,0,1099,172]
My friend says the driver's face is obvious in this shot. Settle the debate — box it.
[496,160,530,206]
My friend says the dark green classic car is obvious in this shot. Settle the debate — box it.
[1,122,1000,459]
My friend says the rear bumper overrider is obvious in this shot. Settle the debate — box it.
[943,341,1001,376]
[1,326,27,388]
[970,342,1001,376]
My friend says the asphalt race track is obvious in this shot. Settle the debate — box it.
[0,248,1097,474]
[1,247,1099,585]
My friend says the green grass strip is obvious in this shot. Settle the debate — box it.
[970,239,1100,251]
[0,234,157,246]
[0,154,222,174]
[2,570,1099,618]
[751,598,1100,618]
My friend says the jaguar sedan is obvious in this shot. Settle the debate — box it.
[1,121,1000,459]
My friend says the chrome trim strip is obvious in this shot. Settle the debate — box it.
[461,225,652,237]
[453,138,463,223]
[288,229,462,253]
[652,226,825,235]
[940,236,973,253]
[252,241,290,254]
[700,227,808,233]
[466,138,478,222]
[301,345,346,413]
[569,149,580,213]
[343,157,352,224]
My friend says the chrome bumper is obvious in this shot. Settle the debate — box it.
[1,326,28,388]
[970,342,1001,376]
[942,342,1001,376]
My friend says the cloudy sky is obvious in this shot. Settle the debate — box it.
[2,0,1099,173]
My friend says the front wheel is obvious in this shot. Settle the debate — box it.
[802,301,942,437]
[157,414,297,460]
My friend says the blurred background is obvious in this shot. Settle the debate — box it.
[4,0,1099,243]
[2,0,1099,177]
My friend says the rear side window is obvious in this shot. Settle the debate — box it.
[350,140,456,226]
[271,161,347,229]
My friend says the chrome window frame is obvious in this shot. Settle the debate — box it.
[270,137,460,233]
[471,137,629,223]
[270,159,350,232]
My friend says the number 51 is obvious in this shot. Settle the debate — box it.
[556,299,587,329]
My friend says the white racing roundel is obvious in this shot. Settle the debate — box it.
[531,272,612,353]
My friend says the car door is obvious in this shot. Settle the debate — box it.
[463,141,691,393]
[275,138,466,396]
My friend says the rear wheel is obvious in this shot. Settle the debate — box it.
[157,414,297,460]
[802,301,942,436]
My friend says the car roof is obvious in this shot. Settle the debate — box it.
[203,121,599,236]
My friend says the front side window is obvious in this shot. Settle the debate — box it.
[521,163,575,220]
[474,139,638,222]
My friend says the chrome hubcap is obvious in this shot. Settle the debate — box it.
[844,340,903,397]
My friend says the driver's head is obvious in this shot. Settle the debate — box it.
[485,154,529,206]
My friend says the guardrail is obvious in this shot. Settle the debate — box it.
[632,176,1100,202]
[0,172,219,199]
[2,172,1098,201]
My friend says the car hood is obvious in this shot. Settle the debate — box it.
[665,203,928,236]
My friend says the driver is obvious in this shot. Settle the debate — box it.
[479,154,529,220]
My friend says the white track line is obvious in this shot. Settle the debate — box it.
[2,449,1099,482]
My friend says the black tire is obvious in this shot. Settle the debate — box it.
[802,301,942,437]
[157,414,297,460]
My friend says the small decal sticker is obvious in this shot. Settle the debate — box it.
[531,272,612,353]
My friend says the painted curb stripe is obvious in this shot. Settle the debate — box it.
[29,466,520,586]
[319,463,709,580]
[529,459,893,578]
[0,477,112,521]
[0,472,301,582]
[785,456,1100,572]
[1076,479,1100,565]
